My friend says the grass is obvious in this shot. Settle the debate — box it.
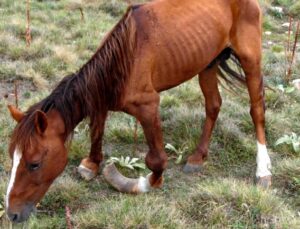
[182,179,299,228]
[1,0,300,228]
[73,195,187,229]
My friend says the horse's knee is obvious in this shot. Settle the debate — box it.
[145,151,168,174]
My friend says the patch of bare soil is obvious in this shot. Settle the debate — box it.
[0,79,36,104]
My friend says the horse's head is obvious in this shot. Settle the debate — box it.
[6,105,68,223]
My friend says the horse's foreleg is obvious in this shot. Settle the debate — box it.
[103,92,168,193]
[129,93,168,189]
[78,112,107,180]
[183,65,221,173]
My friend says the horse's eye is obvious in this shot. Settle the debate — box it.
[28,163,41,171]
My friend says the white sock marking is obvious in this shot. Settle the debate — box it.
[256,142,272,178]
[6,148,22,209]
[137,174,151,193]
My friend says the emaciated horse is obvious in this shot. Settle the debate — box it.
[6,0,271,223]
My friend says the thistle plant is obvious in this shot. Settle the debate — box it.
[107,156,146,170]
[275,132,300,154]
[165,143,189,164]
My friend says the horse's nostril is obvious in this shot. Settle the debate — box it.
[7,212,19,222]
[12,214,18,221]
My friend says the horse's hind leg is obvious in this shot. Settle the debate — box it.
[78,112,107,180]
[231,4,271,187]
[184,64,221,173]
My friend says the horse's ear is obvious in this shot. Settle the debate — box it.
[8,105,24,122]
[34,110,48,134]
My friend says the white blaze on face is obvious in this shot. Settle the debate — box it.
[256,142,272,178]
[6,148,22,209]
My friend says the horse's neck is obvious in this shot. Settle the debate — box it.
[48,101,85,139]
[46,109,70,139]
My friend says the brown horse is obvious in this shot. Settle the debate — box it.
[6,0,272,223]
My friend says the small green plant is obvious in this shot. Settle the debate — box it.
[107,156,146,170]
[275,132,300,154]
[165,143,188,164]
[277,84,295,93]
[269,6,284,19]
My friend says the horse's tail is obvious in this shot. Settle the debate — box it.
[209,47,247,90]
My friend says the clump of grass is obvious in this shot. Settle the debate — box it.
[28,214,66,229]
[290,1,300,16]
[273,158,300,207]
[160,94,180,109]
[272,44,284,53]
[161,105,203,153]
[263,50,287,82]
[106,113,144,144]
[73,195,187,228]
[181,178,300,228]
[40,175,88,212]
[210,106,256,173]
[99,0,128,17]
[263,14,278,32]
[53,45,78,65]
[264,89,286,110]
[69,122,91,162]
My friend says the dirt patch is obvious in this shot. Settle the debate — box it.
[0,79,36,104]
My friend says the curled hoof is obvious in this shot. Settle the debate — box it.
[256,175,272,188]
[77,165,97,180]
[103,163,165,194]
[103,163,147,193]
[183,163,203,173]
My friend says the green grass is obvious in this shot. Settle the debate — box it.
[182,179,299,228]
[1,0,300,228]
[272,0,300,17]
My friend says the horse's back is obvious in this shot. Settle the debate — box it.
[124,0,261,98]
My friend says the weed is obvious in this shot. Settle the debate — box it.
[277,84,295,93]
[107,156,146,170]
[165,143,189,164]
[275,132,300,154]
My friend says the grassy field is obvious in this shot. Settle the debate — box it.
[0,0,300,228]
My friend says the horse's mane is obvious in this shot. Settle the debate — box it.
[10,7,137,152]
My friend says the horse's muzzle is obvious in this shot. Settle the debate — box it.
[7,204,36,223]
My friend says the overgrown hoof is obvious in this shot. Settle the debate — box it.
[77,158,99,181]
[183,163,203,173]
[103,163,151,193]
[256,175,272,188]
